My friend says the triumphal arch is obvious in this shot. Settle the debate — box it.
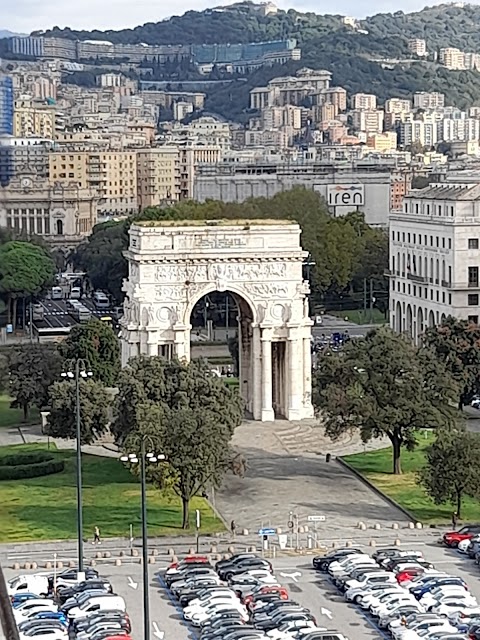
[120,220,314,422]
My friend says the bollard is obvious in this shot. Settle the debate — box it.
[416,522,423,529]
[188,547,196,555]
[223,553,231,559]
[357,521,364,529]
[103,552,111,559]
[304,526,309,533]
[326,453,331,463]
[119,551,125,557]
[148,556,156,564]
[374,523,381,530]
[168,548,175,557]
[345,541,352,548]
[359,523,367,531]
[298,526,305,534]
[242,529,249,536]
[24,562,31,570]
[31,562,38,570]
[69,560,75,568]
[394,538,401,546]
[228,546,235,554]
[392,523,399,530]
[45,562,52,570]
[408,522,415,529]
[369,539,376,547]
[90,559,96,567]
[96,551,102,559]
[248,546,257,553]
[57,561,63,569]
[131,549,139,557]
[12,562,20,571]
[115,559,122,566]
[210,545,217,553]
[151,549,158,556]
[170,555,178,563]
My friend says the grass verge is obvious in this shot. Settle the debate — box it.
[343,432,480,525]
[329,309,386,325]
[0,443,224,542]
[0,395,39,428]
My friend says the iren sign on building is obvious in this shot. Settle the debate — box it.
[327,184,365,207]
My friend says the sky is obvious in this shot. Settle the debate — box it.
[0,0,475,34]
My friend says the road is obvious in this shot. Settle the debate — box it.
[33,298,116,335]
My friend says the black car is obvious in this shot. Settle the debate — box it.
[252,602,304,623]
[165,564,214,587]
[57,579,112,603]
[215,554,258,571]
[179,584,226,607]
[201,625,253,640]
[54,567,99,584]
[74,612,131,633]
[383,557,433,572]
[199,610,245,629]
[217,558,272,581]
[312,548,362,571]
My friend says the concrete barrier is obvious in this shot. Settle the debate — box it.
[95,552,102,559]
[374,523,381,530]
[170,555,178,563]
[24,562,31,570]
[119,551,125,557]
[228,546,235,554]
[248,546,257,552]
[345,541,352,548]
[357,521,365,529]
[359,523,367,531]
[69,560,75,568]
[210,545,217,553]
[151,549,158,556]
[188,547,196,554]
[57,561,63,569]
[45,562,52,570]
[130,549,139,557]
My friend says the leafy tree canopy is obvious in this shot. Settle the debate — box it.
[8,344,62,420]
[423,316,480,410]
[60,318,121,387]
[313,327,458,474]
[113,356,243,528]
[418,426,480,518]
[0,241,55,298]
[46,379,111,444]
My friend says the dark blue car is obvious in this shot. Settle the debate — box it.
[30,612,68,626]
[11,593,40,608]
[411,577,466,599]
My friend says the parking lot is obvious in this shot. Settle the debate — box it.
[6,535,480,640]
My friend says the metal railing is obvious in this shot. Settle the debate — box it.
[0,562,20,640]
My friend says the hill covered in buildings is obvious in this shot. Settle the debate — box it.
[31,2,480,120]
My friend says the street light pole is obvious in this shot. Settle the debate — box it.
[140,438,150,640]
[75,359,84,574]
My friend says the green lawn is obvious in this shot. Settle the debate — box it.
[0,444,224,542]
[0,394,40,428]
[343,432,480,524]
[329,309,387,325]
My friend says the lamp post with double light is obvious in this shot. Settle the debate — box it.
[121,440,165,640]
[61,359,92,575]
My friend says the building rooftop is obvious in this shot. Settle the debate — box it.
[408,183,480,200]
[134,219,294,228]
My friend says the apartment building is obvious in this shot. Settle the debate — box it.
[413,92,445,110]
[351,109,384,134]
[351,93,377,111]
[13,102,56,138]
[385,98,411,114]
[366,132,398,153]
[49,150,138,214]
[323,87,347,112]
[390,183,480,339]
[0,76,14,135]
[136,147,180,209]
[438,117,480,143]
[399,114,438,147]
[0,135,52,186]
[408,39,427,57]
[439,47,465,69]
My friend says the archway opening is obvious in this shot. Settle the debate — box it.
[56,219,64,235]
[395,301,402,333]
[406,304,413,339]
[190,291,263,417]
[417,307,424,343]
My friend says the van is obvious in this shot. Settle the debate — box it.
[51,287,63,300]
[32,303,44,321]
[68,595,126,620]
[70,287,81,300]
[7,575,49,597]
[74,305,92,322]
[93,291,109,309]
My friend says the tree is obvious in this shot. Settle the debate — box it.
[8,345,62,420]
[45,379,111,443]
[313,327,458,474]
[418,427,480,517]
[60,318,121,387]
[0,241,55,327]
[423,316,480,410]
[112,356,243,528]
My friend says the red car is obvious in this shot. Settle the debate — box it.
[167,555,209,569]
[243,586,289,607]
[396,567,425,584]
[443,525,480,548]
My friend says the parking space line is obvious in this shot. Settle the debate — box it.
[156,573,198,640]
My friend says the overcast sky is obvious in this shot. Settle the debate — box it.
[0,0,473,34]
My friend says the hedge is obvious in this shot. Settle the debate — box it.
[0,452,64,481]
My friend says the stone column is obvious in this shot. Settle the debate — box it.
[261,328,274,422]
[252,325,262,420]
[303,335,314,418]
[147,331,158,356]
[174,329,188,361]
[286,328,303,420]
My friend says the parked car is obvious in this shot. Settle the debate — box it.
[442,525,480,548]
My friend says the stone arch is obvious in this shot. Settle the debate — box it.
[184,283,257,327]
[395,301,402,333]
[441,313,446,323]
[417,306,424,342]
[406,304,413,338]
[428,310,435,327]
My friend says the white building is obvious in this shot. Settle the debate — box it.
[351,93,377,111]
[439,117,480,143]
[390,183,480,340]
[408,38,427,57]
[399,116,437,148]
[413,92,446,110]
[351,109,384,134]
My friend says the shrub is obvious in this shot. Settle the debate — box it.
[0,452,64,480]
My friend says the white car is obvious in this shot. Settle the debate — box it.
[19,630,67,640]
[329,554,376,576]
[7,575,50,597]
[14,600,58,622]
[457,538,473,554]
[186,589,236,608]
[431,600,479,616]
[268,621,323,637]
[373,595,419,618]
[393,619,457,640]
[345,573,397,600]
[420,588,475,608]
[361,587,406,609]
[184,596,240,619]
[189,602,248,626]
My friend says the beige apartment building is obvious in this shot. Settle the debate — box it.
[49,150,138,215]
[351,93,377,111]
[136,147,181,209]
[13,103,56,138]
[408,38,427,57]
[439,47,465,69]
[366,131,398,153]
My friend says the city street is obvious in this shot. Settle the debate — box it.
[33,298,115,335]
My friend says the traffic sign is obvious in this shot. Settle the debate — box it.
[258,528,276,536]
[307,515,326,522]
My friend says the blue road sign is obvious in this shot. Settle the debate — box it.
[258,528,276,536]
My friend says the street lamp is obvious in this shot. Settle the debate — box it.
[120,439,165,640]
[61,360,93,575]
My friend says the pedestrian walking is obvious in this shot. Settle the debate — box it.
[230,519,237,538]
[93,526,101,545]
[452,511,458,529]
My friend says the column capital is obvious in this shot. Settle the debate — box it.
[260,327,274,341]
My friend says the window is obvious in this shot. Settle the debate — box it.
[468,266,479,288]
[449,239,452,249]
[468,294,479,306]
[413,234,416,244]
[469,239,479,250]
[449,294,452,305]
[408,233,411,243]
[442,238,445,248]
[469,315,479,325]
[402,232,405,242]
[430,236,433,246]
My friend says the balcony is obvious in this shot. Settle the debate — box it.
[407,273,426,283]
